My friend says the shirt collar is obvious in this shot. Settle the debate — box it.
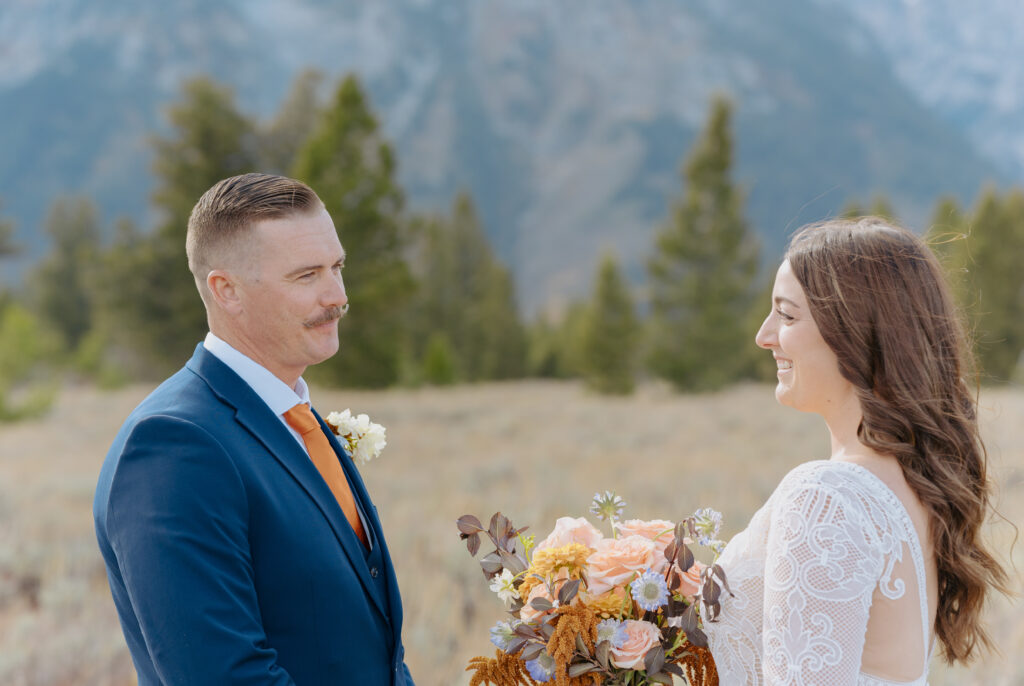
[203,332,310,415]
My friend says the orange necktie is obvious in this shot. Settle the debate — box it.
[283,403,368,547]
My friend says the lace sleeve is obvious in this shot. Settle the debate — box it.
[762,477,883,685]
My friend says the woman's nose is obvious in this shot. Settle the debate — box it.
[755,313,776,349]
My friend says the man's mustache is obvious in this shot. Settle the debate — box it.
[303,304,348,328]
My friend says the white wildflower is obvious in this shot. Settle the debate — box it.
[489,569,520,608]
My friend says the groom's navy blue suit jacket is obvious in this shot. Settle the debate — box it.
[94,344,415,685]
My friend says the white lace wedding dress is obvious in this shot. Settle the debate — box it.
[703,460,932,685]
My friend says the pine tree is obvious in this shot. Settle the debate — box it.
[526,315,564,378]
[927,196,966,252]
[999,189,1024,382]
[410,192,525,382]
[842,195,897,221]
[952,188,1024,382]
[646,96,760,391]
[0,203,16,258]
[98,77,257,375]
[0,202,18,312]
[745,275,778,382]
[260,68,325,174]
[925,195,969,304]
[580,254,638,394]
[0,303,61,421]
[475,264,526,380]
[292,75,414,387]
[29,196,101,351]
[553,302,590,379]
[421,332,458,386]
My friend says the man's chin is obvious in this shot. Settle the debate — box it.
[315,338,341,363]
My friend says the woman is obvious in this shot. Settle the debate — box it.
[704,218,1008,684]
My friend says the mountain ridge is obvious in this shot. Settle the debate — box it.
[0,0,1010,309]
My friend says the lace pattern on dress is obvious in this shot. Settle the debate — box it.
[703,461,930,686]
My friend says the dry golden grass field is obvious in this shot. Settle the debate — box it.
[0,380,1020,685]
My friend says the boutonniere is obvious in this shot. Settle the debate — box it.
[324,409,387,466]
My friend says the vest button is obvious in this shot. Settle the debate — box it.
[370,566,379,578]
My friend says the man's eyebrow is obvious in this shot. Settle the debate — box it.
[285,253,345,278]
[773,296,801,309]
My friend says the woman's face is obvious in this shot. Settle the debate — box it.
[755,260,854,416]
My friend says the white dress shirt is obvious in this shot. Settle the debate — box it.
[203,331,310,449]
[202,332,372,545]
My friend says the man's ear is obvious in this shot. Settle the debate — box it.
[207,269,243,315]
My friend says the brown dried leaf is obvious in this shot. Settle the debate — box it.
[480,551,503,576]
[596,640,610,669]
[466,533,481,557]
[568,662,598,677]
[529,597,553,612]
[713,563,734,596]
[558,578,581,606]
[521,642,544,662]
[457,514,485,535]
[644,644,666,675]
[676,542,694,572]
[687,626,708,648]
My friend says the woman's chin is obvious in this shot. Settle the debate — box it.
[774,384,795,409]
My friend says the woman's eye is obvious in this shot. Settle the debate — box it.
[776,308,794,322]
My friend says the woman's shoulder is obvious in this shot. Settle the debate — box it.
[772,460,916,539]
[778,459,895,495]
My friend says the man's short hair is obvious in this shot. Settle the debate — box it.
[186,173,323,287]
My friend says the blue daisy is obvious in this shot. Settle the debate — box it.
[693,508,723,546]
[596,618,628,648]
[525,650,556,682]
[489,619,520,651]
[631,568,670,612]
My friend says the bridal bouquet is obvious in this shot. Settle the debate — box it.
[457,492,730,686]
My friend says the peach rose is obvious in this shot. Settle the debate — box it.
[618,519,675,570]
[536,516,603,552]
[519,569,572,624]
[519,582,555,624]
[585,535,657,596]
[677,561,707,599]
[610,620,661,670]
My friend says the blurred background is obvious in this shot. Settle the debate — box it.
[0,1,1021,684]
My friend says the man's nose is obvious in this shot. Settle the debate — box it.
[324,271,347,308]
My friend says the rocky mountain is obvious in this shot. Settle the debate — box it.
[0,0,1012,309]
[818,0,1024,179]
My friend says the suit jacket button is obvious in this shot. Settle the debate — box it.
[370,566,379,578]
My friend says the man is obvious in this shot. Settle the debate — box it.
[94,173,415,685]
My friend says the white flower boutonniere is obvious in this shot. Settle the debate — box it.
[324,409,387,466]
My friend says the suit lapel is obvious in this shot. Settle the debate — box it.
[315,409,404,643]
[315,410,381,540]
[186,346,388,620]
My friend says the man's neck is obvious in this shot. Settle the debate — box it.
[207,328,302,391]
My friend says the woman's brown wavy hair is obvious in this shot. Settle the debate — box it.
[785,217,1009,664]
